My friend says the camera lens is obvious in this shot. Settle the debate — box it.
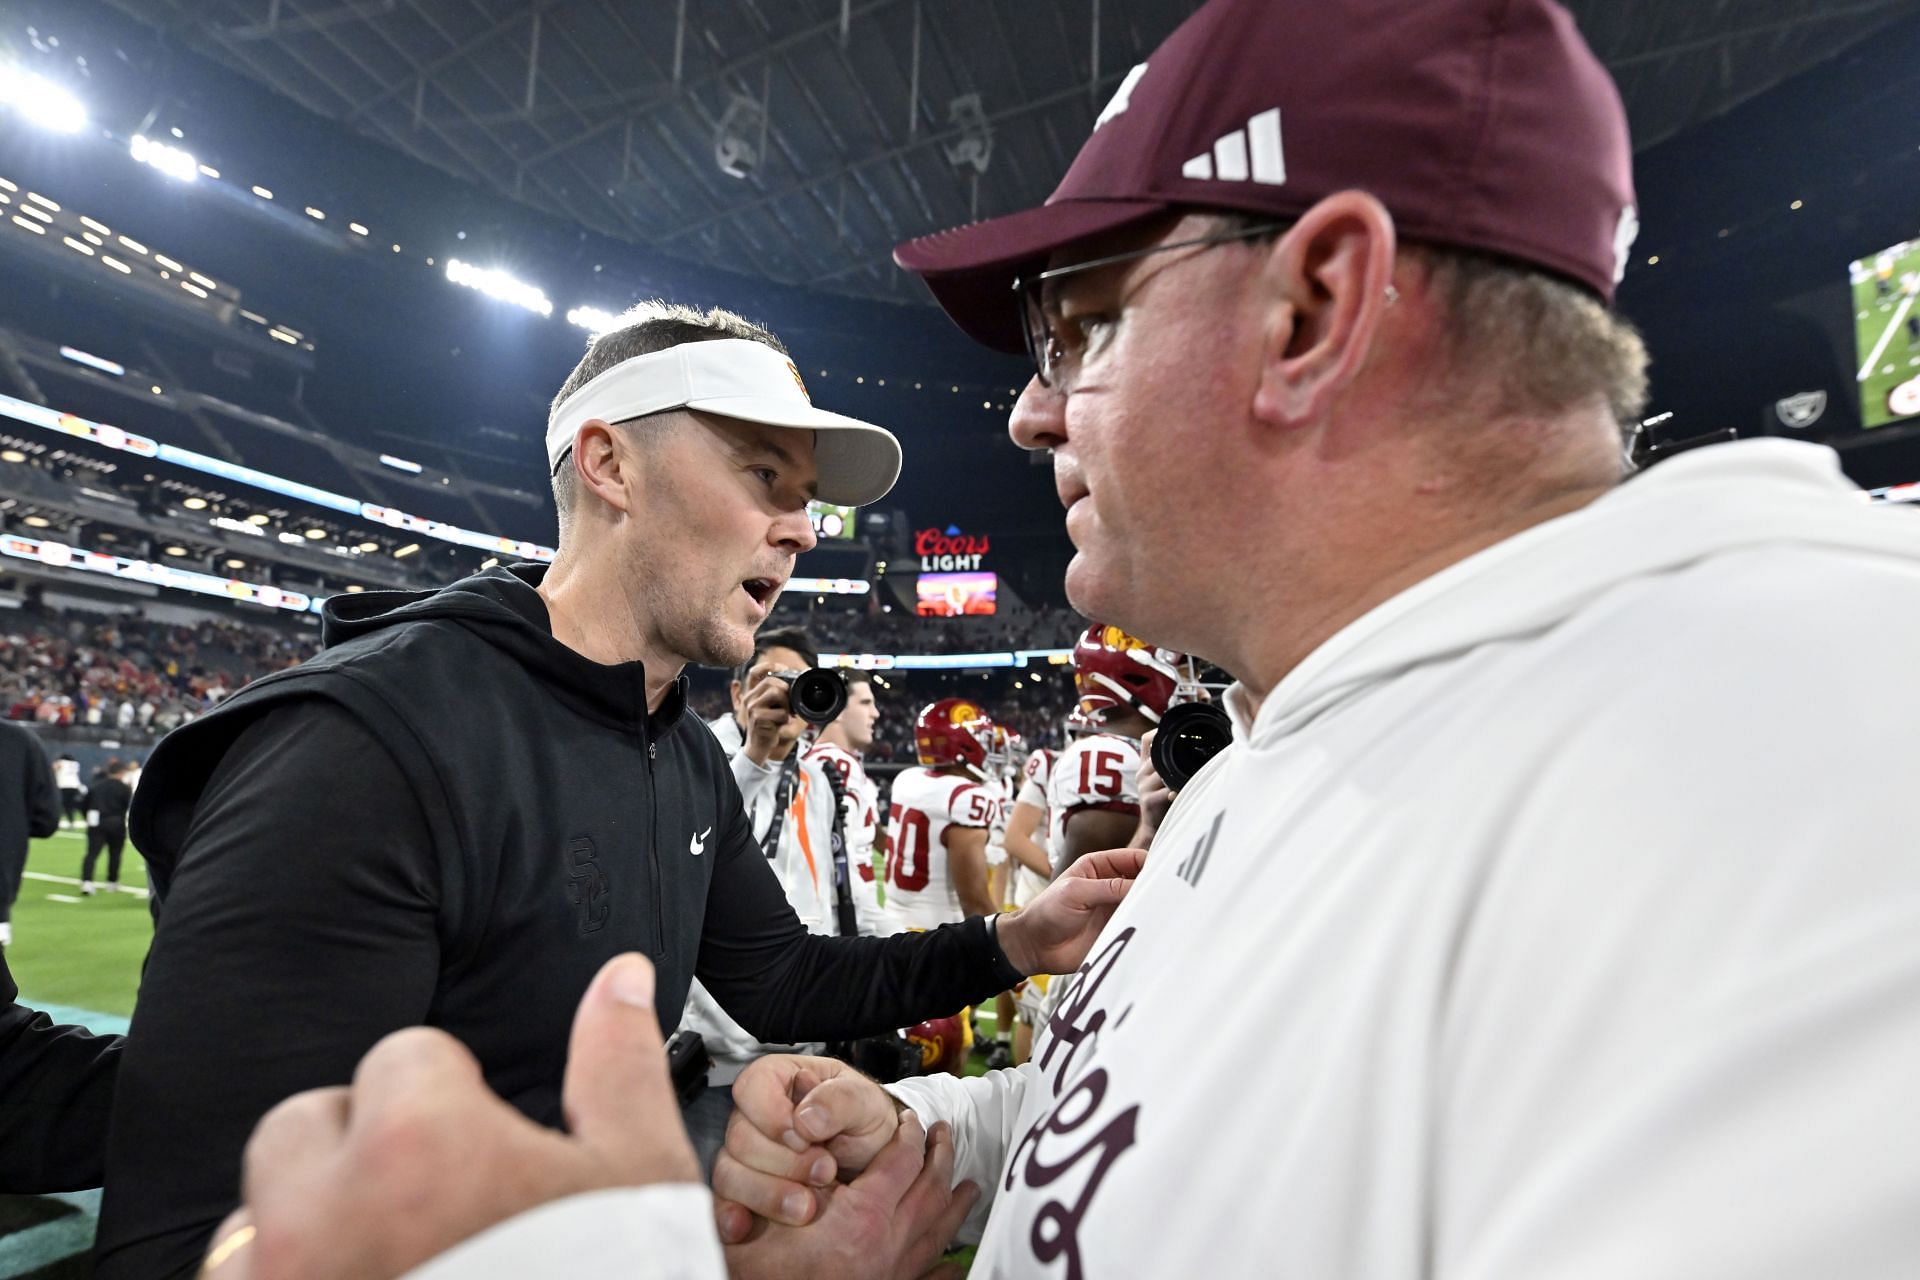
[1151,702,1233,790]
[785,668,848,725]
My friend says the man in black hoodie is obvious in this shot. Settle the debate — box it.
[98,302,1139,1278]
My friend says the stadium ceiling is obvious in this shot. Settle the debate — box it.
[99,0,1918,303]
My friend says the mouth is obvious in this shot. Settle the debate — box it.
[741,577,781,612]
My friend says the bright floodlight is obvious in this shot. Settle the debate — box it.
[445,257,553,317]
[130,134,199,183]
[0,67,88,134]
[566,305,620,336]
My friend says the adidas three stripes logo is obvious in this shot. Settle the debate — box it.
[1181,108,1286,185]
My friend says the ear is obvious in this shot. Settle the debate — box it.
[1250,190,1398,430]
[572,419,639,517]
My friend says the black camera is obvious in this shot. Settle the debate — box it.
[770,667,849,726]
[665,1029,711,1105]
[1150,701,1234,791]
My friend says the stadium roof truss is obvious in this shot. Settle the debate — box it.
[100,0,1919,302]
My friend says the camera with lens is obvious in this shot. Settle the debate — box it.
[769,667,849,726]
[1150,701,1234,791]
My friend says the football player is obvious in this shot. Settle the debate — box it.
[981,725,1017,918]
[1001,739,1058,1065]
[1047,623,1189,873]
[883,698,1001,932]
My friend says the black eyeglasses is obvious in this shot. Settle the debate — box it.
[1012,221,1286,388]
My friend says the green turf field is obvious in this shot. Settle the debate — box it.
[1850,240,1920,428]
[7,830,152,1021]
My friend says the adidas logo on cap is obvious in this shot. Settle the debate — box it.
[1181,107,1285,185]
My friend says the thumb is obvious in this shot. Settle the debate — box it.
[562,953,697,1181]
[794,1071,894,1148]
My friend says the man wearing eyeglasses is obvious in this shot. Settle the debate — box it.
[710,0,1920,1275]
[194,0,1920,1276]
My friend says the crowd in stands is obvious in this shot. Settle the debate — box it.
[773,600,1079,656]
[0,597,1086,759]
[0,608,319,741]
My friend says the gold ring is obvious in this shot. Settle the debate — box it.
[204,1223,257,1271]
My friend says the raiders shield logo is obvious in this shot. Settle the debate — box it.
[1774,391,1827,430]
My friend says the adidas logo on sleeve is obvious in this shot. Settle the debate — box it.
[1181,107,1285,185]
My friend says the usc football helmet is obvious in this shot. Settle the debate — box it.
[904,1011,971,1076]
[1071,623,1187,727]
[914,698,996,777]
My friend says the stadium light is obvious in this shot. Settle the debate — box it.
[0,67,89,134]
[58,346,124,377]
[446,258,553,317]
[566,305,621,336]
[130,134,199,183]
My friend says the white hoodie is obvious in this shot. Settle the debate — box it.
[888,440,1920,1278]
[404,441,1920,1278]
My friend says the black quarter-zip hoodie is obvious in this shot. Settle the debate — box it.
[98,564,1021,1279]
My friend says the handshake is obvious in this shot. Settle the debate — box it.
[200,957,970,1280]
[203,848,1149,1279]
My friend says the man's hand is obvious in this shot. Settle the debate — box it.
[1133,729,1175,847]
[741,665,807,766]
[995,846,1147,976]
[724,1115,977,1280]
[201,954,699,1279]
[712,1055,902,1237]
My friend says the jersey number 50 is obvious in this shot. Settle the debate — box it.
[886,804,932,893]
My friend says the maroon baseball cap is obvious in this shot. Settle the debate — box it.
[894,0,1638,352]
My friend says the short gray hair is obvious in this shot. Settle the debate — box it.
[549,301,790,543]
[1207,214,1649,435]
[1402,243,1650,434]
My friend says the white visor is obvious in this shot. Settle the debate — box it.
[545,338,903,506]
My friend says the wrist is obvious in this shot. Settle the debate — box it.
[989,910,1035,976]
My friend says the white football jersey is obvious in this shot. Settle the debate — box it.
[1046,733,1141,862]
[1008,748,1057,909]
[806,740,886,935]
[884,766,997,930]
[1019,748,1056,817]
[984,776,1013,868]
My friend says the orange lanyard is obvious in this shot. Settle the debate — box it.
[790,771,818,888]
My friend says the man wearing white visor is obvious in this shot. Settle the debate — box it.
[105,302,1145,1280]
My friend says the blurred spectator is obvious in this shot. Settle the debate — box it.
[0,608,319,744]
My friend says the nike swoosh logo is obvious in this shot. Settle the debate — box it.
[689,826,712,857]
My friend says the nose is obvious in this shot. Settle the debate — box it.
[1008,377,1066,452]
[773,505,817,555]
